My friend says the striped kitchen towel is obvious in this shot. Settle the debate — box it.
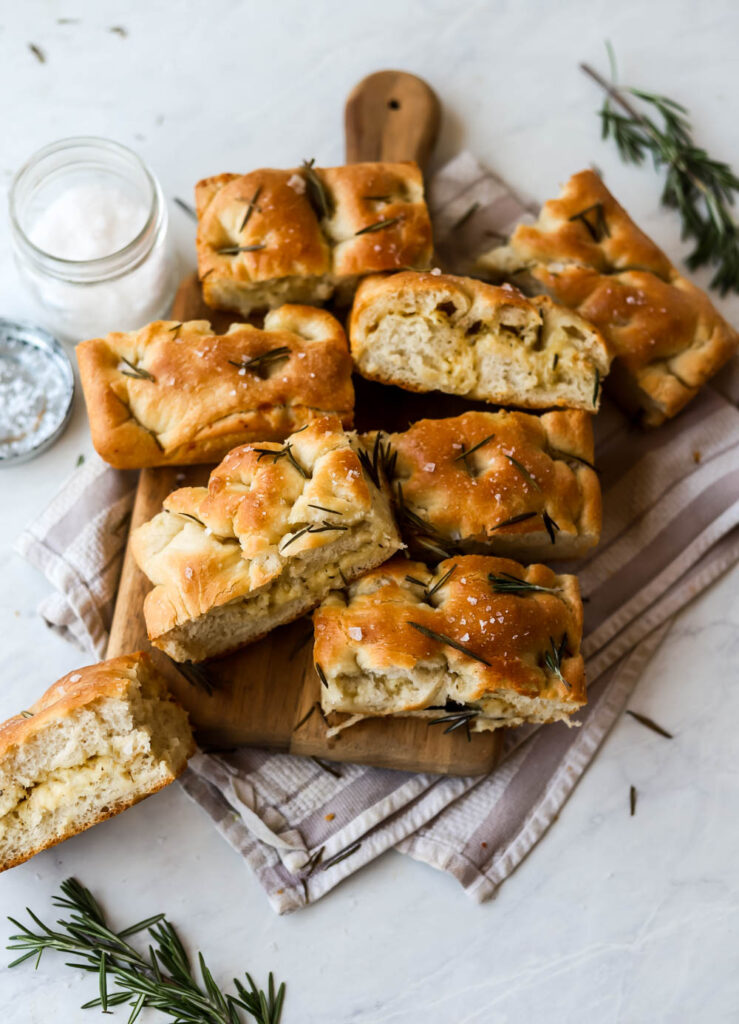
[17,153,739,914]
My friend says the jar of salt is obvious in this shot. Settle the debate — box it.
[9,137,177,343]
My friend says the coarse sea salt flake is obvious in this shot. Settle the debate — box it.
[287,173,306,194]
[460,632,470,642]
[423,462,436,472]
[184,566,193,580]
[348,626,363,642]
[468,596,478,605]
[69,673,82,682]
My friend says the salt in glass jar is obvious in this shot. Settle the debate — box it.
[9,137,177,343]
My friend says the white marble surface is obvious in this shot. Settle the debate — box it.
[1,1,739,1020]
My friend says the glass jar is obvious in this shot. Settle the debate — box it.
[8,137,177,343]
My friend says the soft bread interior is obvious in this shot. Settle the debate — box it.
[0,677,192,870]
[353,284,607,410]
[150,518,399,662]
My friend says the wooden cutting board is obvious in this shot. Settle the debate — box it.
[107,71,503,775]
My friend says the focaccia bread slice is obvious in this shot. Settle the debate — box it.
[195,162,433,316]
[314,555,585,733]
[367,408,600,561]
[349,271,610,411]
[477,169,739,426]
[77,305,354,469]
[0,653,194,873]
[132,416,402,662]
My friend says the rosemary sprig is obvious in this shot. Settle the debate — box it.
[228,346,291,376]
[626,709,673,739]
[490,511,537,531]
[357,432,396,488]
[581,45,739,294]
[428,708,478,740]
[253,441,308,477]
[542,510,560,544]
[355,217,401,236]
[280,521,347,551]
[505,454,540,490]
[408,622,491,666]
[239,185,262,232]
[301,159,333,220]
[568,201,610,242]
[488,571,560,598]
[120,357,155,382]
[217,244,266,255]
[7,878,285,1023]
[454,433,496,464]
[394,483,453,560]
[543,635,570,688]
[406,565,457,602]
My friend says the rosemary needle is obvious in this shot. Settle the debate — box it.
[408,622,491,666]
[626,709,673,739]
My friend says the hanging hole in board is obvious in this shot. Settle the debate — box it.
[388,98,400,110]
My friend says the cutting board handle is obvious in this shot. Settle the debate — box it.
[345,70,440,168]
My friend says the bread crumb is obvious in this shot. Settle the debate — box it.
[325,812,335,821]
[693,450,701,463]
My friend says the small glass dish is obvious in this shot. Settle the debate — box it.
[9,137,177,344]
[0,318,75,466]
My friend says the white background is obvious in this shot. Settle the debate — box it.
[1,1,739,1021]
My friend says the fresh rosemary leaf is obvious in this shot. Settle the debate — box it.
[626,709,673,739]
[549,448,598,472]
[253,440,308,477]
[6,878,286,1024]
[294,703,316,730]
[451,201,480,231]
[426,565,456,599]
[568,201,609,242]
[505,454,540,490]
[19,711,34,719]
[174,659,215,695]
[543,635,570,688]
[239,185,263,232]
[405,574,429,588]
[315,662,329,688]
[75,453,85,467]
[310,755,341,777]
[630,784,637,816]
[593,367,601,407]
[408,622,491,665]
[120,356,155,382]
[552,352,559,369]
[355,217,401,236]
[582,47,739,294]
[289,628,314,662]
[307,503,342,516]
[490,511,537,531]
[362,194,392,201]
[428,707,478,740]
[302,845,325,876]
[174,196,197,221]
[488,571,560,597]
[217,243,266,255]
[228,346,290,376]
[301,158,333,220]
[454,432,496,462]
[542,510,560,544]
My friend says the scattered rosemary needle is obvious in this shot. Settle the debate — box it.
[355,217,401,236]
[630,785,637,816]
[174,196,197,221]
[239,185,263,232]
[490,511,537,531]
[408,622,491,666]
[310,755,341,778]
[451,201,480,231]
[428,708,478,740]
[582,44,739,295]
[228,346,291,376]
[119,356,155,382]
[488,571,560,598]
[321,840,362,871]
[253,440,307,477]
[173,659,215,695]
[6,877,286,1024]
[542,510,560,544]
[626,709,673,739]
[454,433,496,463]
[568,201,609,242]
[362,194,392,201]
[293,703,316,730]
[314,663,329,688]
[307,503,342,516]
[301,158,333,220]
[217,243,266,255]
[593,367,601,407]
[19,711,34,719]
[75,453,85,467]
[28,43,46,63]
[505,454,540,490]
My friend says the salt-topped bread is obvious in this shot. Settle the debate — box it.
[195,162,433,316]
[76,305,354,468]
[349,271,610,411]
[314,555,585,733]
[0,653,194,873]
[477,169,739,426]
[367,408,600,561]
[132,416,402,662]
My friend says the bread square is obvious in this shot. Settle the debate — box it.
[132,416,402,662]
[349,270,610,411]
[477,169,739,426]
[195,163,433,316]
[0,653,194,873]
[314,555,585,733]
[368,408,600,561]
[76,305,354,469]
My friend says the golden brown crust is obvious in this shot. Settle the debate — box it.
[371,409,600,560]
[314,554,585,710]
[349,270,611,411]
[195,163,433,315]
[480,170,739,425]
[76,306,354,469]
[132,416,401,659]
